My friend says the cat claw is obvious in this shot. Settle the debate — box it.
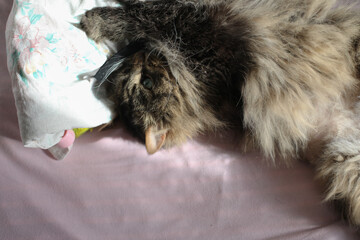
[334,155,345,162]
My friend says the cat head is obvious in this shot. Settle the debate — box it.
[108,43,223,154]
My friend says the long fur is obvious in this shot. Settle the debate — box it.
[81,0,360,225]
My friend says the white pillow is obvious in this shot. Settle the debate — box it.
[5,0,119,151]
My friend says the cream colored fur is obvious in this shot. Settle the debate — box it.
[238,0,360,223]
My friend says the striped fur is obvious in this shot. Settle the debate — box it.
[81,0,360,225]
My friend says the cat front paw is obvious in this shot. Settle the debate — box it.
[319,152,360,225]
[80,7,128,43]
[80,8,106,42]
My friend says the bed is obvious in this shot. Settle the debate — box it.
[1,0,360,239]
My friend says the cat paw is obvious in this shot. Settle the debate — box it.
[80,8,105,42]
[320,153,360,225]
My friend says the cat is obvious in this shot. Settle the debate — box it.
[80,0,360,225]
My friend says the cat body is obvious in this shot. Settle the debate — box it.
[81,0,360,224]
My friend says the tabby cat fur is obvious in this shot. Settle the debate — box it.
[80,0,360,225]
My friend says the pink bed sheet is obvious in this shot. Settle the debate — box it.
[1,1,359,239]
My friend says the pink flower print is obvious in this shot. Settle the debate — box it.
[13,16,31,48]
[14,23,49,75]
[22,32,49,75]
[25,29,49,56]
[63,43,92,70]
[12,8,49,77]
[68,44,83,64]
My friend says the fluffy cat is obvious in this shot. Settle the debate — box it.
[80,0,360,225]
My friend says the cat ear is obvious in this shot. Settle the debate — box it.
[145,127,167,154]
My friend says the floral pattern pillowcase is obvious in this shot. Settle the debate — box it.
[6,0,119,151]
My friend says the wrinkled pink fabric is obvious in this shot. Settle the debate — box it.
[1,1,359,239]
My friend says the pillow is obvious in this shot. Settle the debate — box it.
[6,0,120,157]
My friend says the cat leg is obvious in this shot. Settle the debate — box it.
[80,7,128,42]
[80,1,208,44]
[316,109,360,225]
